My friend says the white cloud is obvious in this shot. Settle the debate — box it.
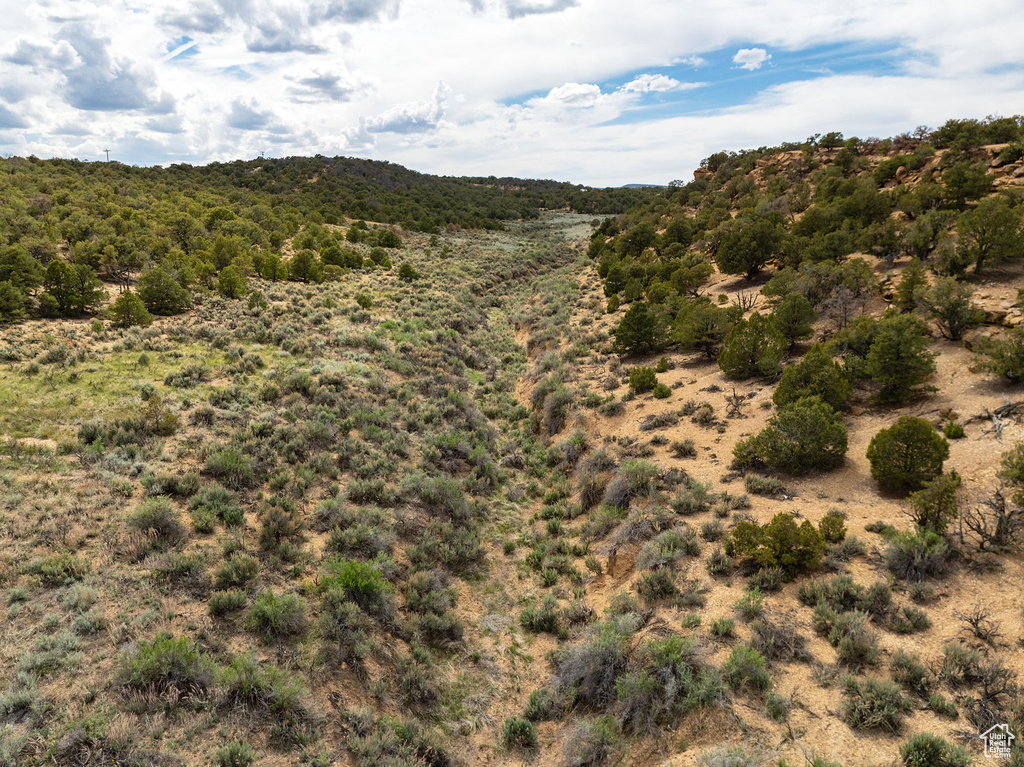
[620,74,681,93]
[732,47,771,70]
[1,0,1024,185]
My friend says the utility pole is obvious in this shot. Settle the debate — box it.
[104,149,111,162]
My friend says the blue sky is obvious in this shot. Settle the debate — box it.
[1,1,1023,186]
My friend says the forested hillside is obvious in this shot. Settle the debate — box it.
[0,154,651,324]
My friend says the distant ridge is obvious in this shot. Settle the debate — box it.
[621,183,665,189]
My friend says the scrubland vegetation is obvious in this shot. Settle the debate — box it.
[2,115,1024,766]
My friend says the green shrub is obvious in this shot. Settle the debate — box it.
[127,498,188,549]
[907,473,962,533]
[215,741,256,767]
[635,569,678,603]
[841,675,911,732]
[765,691,792,722]
[520,594,561,634]
[244,591,308,642]
[190,485,244,528]
[670,439,697,458]
[214,554,261,590]
[628,366,658,393]
[744,474,785,496]
[524,687,555,721]
[978,324,1024,382]
[219,656,306,719]
[867,417,949,494]
[733,396,847,475]
[652,383,672,399]
[727,513,825,576]
[723,645,771,694]
[501,716,538,750]
[118,634,213,700]
[819,508,847,543]
[733,588,764,621]
[943,420,965,439]
[927,693,958,718]
[562,716,618,767]
[32,554,89,586]
[204,447,258,490]
[319,558,391,616]
[711,617,735,638]
[890,649,931,696]
[885,529,950,582]
[899,732,972,767]
[209,590,247,618]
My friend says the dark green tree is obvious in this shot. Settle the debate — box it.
[617,221,657,258]
[0,281,27,321]
[919,277,983,340]
[109,290,154,328]
[0,246,44,293]
[398,263,420,282]
[288,250,324,283]
[863,314,936,404]
[773,344,851,411]
[718,312,787,379]
[728,513,826,576]
[771,293,816,348]
[866,417,949,494]
[673,300,735,359]
[893,258,927,313]
[713,212,785,280]
[733,395,848,475]
[41,260,104,316]
[614,301,662,356]
[956,196,1024,275]
[907,472,961,533]
[942,161,991,209]
[978,325,1024,382]
[217,265,248,299]
[668,252,713,297]
[138,268,192,315]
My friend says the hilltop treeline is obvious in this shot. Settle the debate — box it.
[594,115,1024,360]
[0,154,652,322]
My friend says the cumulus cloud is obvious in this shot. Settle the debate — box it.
[504,0,578,19]
[286,70,370,103]
[620,74,681,93]
[536,82,602,109]
[312,0,401,24]
[160,0,399,52]
[13,24,175,113]
[227,98,277,130]
[0,103,28,129]
[733,47,771,71]
[4,38,80,70]
[363,81,451,134]
[159,2,225,34]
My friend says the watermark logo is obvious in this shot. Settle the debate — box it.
[979,723,1015,759]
